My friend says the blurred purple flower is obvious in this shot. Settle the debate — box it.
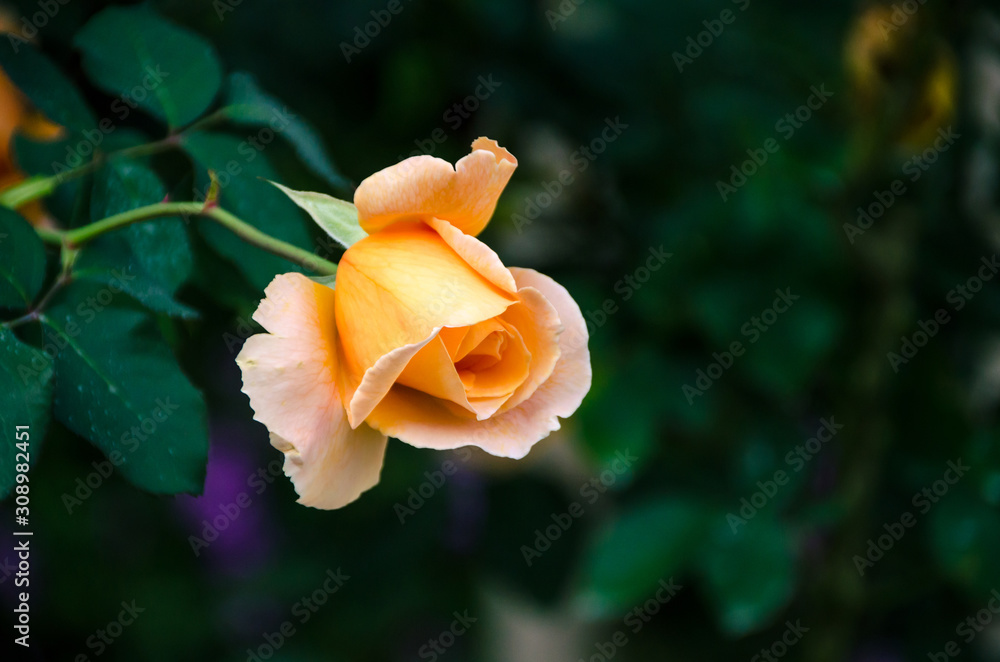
[175,418,275,573]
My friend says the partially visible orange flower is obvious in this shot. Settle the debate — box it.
[844,4,956,151]
[845,5,904,110]
[0,11,63,226]
[238,139,592,509]
[898,49,957,151]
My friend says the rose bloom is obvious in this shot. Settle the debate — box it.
[238,139,591,508]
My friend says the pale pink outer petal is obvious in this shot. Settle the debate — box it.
[236,273,388,509]
[364,268,591,459]
[355,138,517,236]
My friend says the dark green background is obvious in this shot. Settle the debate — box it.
[2,0,999,661]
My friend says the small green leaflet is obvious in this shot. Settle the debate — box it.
[74,5,223,129]
[268,180,367,249]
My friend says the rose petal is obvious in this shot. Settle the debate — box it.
[237,274,387,509]
[345,326,441,428]
[364,269,591,459]
[458,321,531,400]
[426,217,517,293]
[395,333,470,409]
[496,285,562,414]
[355,138,517,236]
[351,324,524,426]
[335,222,517,389]
[446,319,503,361]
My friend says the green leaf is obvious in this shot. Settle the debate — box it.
[268,180,366,249]
[223,72,348,189]
[77,159,195,318]
[0,329,53,500]
[697,514,796,636]
[75,237,197,319]
[74,5,222,129]
[11,133,73,177]
[310,274,338,289]
[42,281,208,495]
[181,131,315,290]
[91,159,193,292]
[0,207,47,310]
[0,41,96,131]
[576,498,709,617]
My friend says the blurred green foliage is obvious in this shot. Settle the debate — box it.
[0,1,998,661]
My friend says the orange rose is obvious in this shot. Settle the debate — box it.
[844,4,956,151]
[237,138,592,509]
